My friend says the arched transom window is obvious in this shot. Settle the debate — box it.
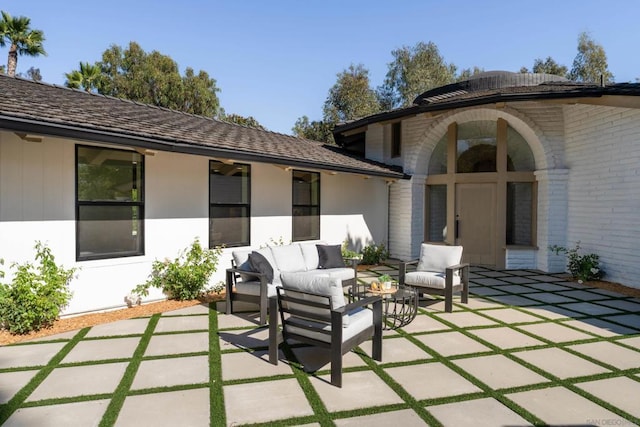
[426,118,536,250]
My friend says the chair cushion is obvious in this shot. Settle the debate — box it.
[235,280,281,298]
[404,271,461,289]
[280,273,345,309]
[280,272,352,327]
[417,243,463,272]
[270,245,306,273]
[249,251,274,283]
[320,268,355,282]
[317,244,346,269]
[286,306,373,343]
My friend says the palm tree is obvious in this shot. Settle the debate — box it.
[0,11,46,77]
[65,62,102,92]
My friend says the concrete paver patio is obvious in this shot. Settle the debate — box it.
[0,266,638,426]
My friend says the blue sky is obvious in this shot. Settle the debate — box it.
[2,0,639,134]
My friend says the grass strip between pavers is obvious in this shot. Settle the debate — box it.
[0,327,89,425]
[209,304,226,427]
[350,346,442,426]
[98,313,159,427]
[397,318,547,425]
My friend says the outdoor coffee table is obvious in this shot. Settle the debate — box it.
[348,282,418,330]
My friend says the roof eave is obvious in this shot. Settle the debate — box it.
[333,89,614,135]
[0,115,407,180]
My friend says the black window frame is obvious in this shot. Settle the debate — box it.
[292,170,320,241]
[391,121,402,158]
[75,144,145,261]
[209,160,251,248]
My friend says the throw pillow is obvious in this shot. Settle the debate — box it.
[316,244,346,269]
[249,251,275,283]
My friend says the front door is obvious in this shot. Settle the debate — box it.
[455,183,496,266]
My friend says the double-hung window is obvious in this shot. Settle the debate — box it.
[292,170,320,241]
[209,161,251,247]
[76,145,144,260]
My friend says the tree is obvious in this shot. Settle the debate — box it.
[378,41,456,109]
[456,66,485,81]
[292,116,334,143]
[180,67,220,117]
[568,32,614,84]
[218,110,266,130]
[520,57,568,76]
[65,62,101,92]
[17,65,41,81]
[0,11,46,77]
[69,42,221,117]
[323,64,381,124]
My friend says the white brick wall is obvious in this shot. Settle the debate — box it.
[388,178,413,260]
[365,123,384,163]
[563,104,640,287]
[506,248,537,269]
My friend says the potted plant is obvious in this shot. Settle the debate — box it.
[378,274,394,290]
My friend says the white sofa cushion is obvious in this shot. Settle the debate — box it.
[417,243,463,272]
[235,280,281,298]
[232,249,254,281]
[298,241,326,271]
[270,245,306,273]
[404,271,461,289]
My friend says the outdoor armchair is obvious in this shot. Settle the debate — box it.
[268,274,382,388]
[398,243,469,312]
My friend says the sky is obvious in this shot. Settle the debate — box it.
[2,0,639,135]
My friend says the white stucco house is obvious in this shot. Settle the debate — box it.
[333,71,640,289]
[0,75,404,315]
[1,71,639,315]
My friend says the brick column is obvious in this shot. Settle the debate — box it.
[535,169,569,272]
[388,174,426,261]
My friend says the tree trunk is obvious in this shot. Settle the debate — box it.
[7,44,18,77]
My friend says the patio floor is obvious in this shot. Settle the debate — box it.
[1,265,639,426]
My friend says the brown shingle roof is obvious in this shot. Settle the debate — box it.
[0,75,405,179]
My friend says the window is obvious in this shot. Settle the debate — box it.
[507,125,535,171]
[429,133,448,175]
[292,170,320,241]
[456,121,497,173]
[427,185,447,242]
[507,182,534,245]
[391,122,402,158]
[209,161,250,247]
[76,145,144,260]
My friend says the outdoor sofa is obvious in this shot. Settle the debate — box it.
[226,242,358,324]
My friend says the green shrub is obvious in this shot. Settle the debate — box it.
[133,239,223,301]
[549,241,603,282]
[361,243,389,265]
[0,242,76,335]
[341,240,360,260]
